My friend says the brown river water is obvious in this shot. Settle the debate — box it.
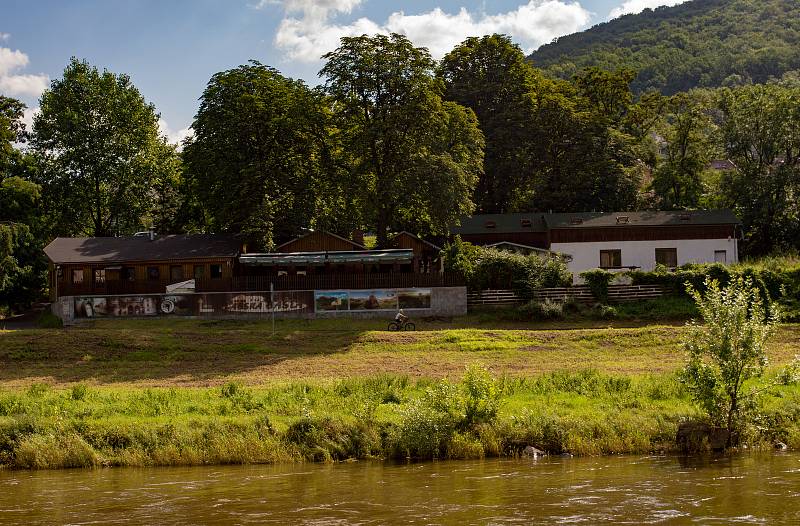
[1,453,799,525]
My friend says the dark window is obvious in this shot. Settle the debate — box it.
[193,265,205,280]
[485,221,497,229]
[94,269,106,284]
[570,218,583,225]
[616,216,630,224]
[72,269,84,284]
[714,250,727,264]
[210,264,222,279]
[170,265,184,282]
[148,266,160,280]
[600,250,622,268]
[655,248,678,267]
[520,218,532,228]
[123,267,136,281]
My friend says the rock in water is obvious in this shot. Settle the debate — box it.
[523,446,545,458]
[774,441,788,451]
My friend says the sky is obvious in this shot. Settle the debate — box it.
[0,0,687,144]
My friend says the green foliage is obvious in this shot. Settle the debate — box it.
[580,269,617,303]
[532,0,800,95]
[519,299,566,320]
[680,277,798,445]
[473,247,572,297]
[0,97,46,313]
[439,35,539,213]
[32,58,181,237]
[322,33,484,246]
[714,83,800,255]
[441,235,480,279]
[183,62,336,249]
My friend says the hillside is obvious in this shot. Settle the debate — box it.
[530,0,800,94]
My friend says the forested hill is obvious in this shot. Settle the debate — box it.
[529,0,800,94]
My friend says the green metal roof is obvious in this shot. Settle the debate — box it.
[239,249,414,266]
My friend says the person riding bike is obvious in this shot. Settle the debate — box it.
[388,309,415,331]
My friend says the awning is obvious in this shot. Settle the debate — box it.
[239,249,414,266]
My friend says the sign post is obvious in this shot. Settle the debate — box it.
[270,282,275,337]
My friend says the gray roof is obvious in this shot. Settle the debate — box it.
[543,210,740,229]
[452,210,739,235]
[452,213,548,235]
[44,234,241,264]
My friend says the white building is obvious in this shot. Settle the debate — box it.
[453,210,741,279]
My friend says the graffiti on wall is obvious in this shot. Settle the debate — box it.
[74,291,313,318]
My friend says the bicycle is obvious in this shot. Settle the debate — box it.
[387,317,415,331]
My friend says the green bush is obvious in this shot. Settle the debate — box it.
[519,299,565,320]
[580,269,616,303]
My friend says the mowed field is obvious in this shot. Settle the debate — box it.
[2,317,799,387]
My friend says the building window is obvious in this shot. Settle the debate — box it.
[715,250,727,264]
[655,248,678,268]
[72,269,84,284]
[600,250,622,269]
[520,218,532,228]
[123,267,136,281]
[170,265,184,282]
[484,221,497,229]
[148,266,160,280]
[193,265,205,280]
[94,269,106,284]
[210,264,222,279]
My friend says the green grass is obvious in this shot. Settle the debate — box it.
[1,368,798,469]
[2,317,799,469]
[1,317,798,387]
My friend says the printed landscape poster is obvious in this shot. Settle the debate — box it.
[398,289,432,309]
[314,291,349,312]
[349,289,398,311]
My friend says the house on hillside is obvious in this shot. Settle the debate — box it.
[44,233,242,300]
[452,210,741,277]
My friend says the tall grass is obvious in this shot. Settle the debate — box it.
[1,367,798,469]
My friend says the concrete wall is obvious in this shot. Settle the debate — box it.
[54,287,467,324]
[552,238,739,280]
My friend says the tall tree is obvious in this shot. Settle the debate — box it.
[183,62,339,249]
[0,96,44,311]
[31,58,181,237]
[322,33,483,247]
[716,84,800,254]
[439,34,537,213]
[652,92,715,209]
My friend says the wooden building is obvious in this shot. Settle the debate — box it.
[44,234,242,300]
[388,231,441,273]
[451,213,549,248]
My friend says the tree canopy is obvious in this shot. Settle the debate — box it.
[531,0,800,95]
[322,33,483,247]
[31,58,180,237]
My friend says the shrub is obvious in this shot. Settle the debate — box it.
[469,248,571,298]
[580,269,616,303]
[519,299,565,320]
[681,277,799,447]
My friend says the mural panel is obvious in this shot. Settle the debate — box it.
[398,289,432,309]
[349,290,398,311]
[314,291,349,312]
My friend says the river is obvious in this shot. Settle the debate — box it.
[1,453,798,524]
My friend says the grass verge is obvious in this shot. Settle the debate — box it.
[1,368,799,469]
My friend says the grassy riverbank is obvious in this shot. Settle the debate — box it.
[1,318,799,469]
[2,369,799,469]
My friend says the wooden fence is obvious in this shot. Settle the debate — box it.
[468,284,665,309]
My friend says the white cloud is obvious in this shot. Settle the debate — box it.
[0,33,10,42]
[0,46,50,98]
[158,118,194,147]
[271,1,591,62]
[20,106,39,132]
[609,0,686,19]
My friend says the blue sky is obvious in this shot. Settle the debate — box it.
[1,0,684,142]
